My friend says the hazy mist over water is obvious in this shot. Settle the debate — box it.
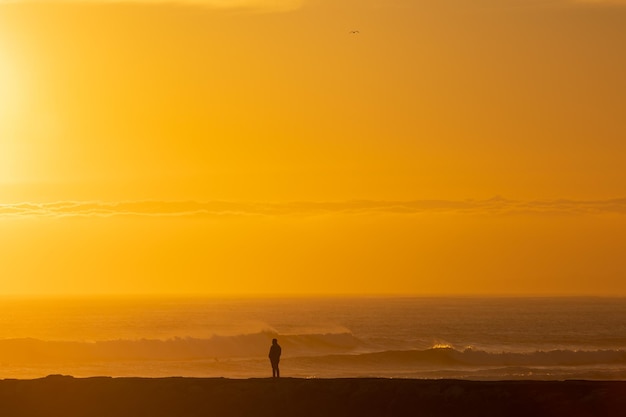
[1,297,625,380]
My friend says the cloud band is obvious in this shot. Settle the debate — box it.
[2,198,626,218]
[0,0,304,11]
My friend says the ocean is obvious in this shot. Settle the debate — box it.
[1,297,625,380]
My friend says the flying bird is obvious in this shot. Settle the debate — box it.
[349,30,360,34]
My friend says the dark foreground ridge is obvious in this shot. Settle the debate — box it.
[1,375,625,417]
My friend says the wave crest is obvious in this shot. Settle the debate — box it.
[0,331,363,363]
[327,347,626,368]
[2,333,626,370]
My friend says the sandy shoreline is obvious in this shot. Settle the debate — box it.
[1,376,624,417]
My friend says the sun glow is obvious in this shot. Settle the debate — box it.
[0,64,12,182]
[0,45,25,184]
[0,42,19,111]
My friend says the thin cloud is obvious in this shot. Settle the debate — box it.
[572,0,626,5]
[0,0,304,12]
[2,198,626,218]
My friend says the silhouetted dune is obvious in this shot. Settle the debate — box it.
[1,376,625,417]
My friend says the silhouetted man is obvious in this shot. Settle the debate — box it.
[268,338,282,378]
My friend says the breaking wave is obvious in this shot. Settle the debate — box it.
[0,331,364,363]
[315,347,626,368]
[2,331,625,370]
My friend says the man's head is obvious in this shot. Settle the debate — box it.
[272,338,278,345]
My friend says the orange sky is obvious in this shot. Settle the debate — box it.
[1,0,625,296]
